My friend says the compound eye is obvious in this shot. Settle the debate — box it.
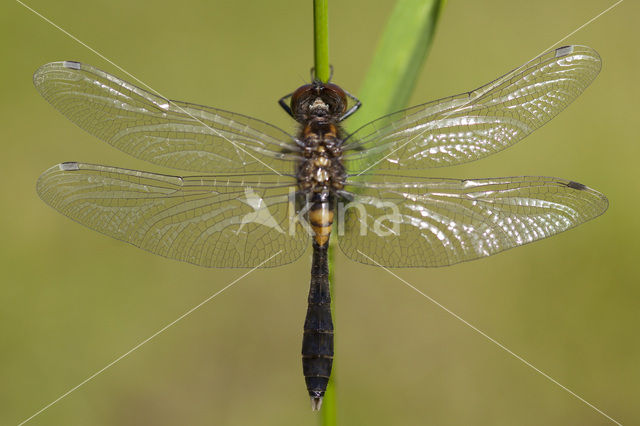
[323,84,347,115]
[290,84,314,116]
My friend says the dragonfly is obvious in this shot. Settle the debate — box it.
[34,45,608,410]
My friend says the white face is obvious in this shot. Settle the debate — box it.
[310,97,329,113]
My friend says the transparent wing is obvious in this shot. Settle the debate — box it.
[338,174,608,267]
[33,62,301,174]
[343,46,601,173]
[37,163,307,268]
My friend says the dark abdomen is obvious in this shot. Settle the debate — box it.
[302,191,334,410]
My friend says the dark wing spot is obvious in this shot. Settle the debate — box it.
[63,61,81,70]
[555,45,574,58]
[566,180,587,191]
[60,162,80,171]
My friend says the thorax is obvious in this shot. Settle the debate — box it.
[296,117,346,193]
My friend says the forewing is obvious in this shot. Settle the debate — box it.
[343,46,601,173]
[339,174,608,267]
[37,163,307,268]
[33,62,300,174]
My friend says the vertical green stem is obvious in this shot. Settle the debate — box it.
[314,3,335,425]
[348,0,446,131]
[313,1,444,423]
[322,237,337,425]
[314,0,330,82]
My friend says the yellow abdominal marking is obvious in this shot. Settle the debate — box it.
[310,208,333,246]
[309,208,333,225]
[313,230,331,246]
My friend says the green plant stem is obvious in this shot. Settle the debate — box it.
[314,0,330,82]
[348,0,446,131]
[314,2,335,424]
[323,237,338,425]
[317,2,445,424]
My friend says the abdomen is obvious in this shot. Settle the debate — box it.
[302,191,334,410]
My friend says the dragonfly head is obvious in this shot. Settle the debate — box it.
[290,82,347,123]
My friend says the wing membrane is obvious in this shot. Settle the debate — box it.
[33,62,300,174]
[339,174,608,267]
[343,46,601,173]
[37,163,306,267]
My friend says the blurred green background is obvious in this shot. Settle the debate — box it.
[2,0,638,425]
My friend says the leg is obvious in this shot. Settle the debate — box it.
[340,89,362,121]
[278,92,294,118]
